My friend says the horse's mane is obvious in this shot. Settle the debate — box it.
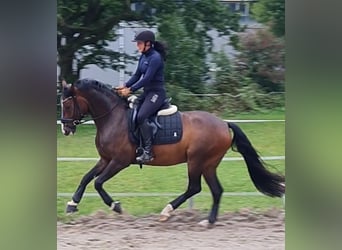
[74,78,127,105]
[75,78,114,95]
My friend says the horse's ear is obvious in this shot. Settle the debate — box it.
[62,80,72,89]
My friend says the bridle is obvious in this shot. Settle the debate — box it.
[60,94,118,126]
[60,95,84,126]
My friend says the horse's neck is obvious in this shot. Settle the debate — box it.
[94,105,128,146]
[86,93,127,132]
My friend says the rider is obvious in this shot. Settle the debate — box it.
[118,30,167,163]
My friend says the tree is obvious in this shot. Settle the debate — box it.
[211,50,259,112]
[237,29,285,92]
[157,13,208,93]
[155,0,240,93]
[251,0,285,37]
[57,0,139,83]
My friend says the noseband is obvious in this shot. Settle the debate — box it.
[60,95,84,125]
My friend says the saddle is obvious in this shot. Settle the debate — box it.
[127,95,183,146]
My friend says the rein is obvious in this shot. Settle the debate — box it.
[87,101,119,122]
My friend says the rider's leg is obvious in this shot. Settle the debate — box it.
[136,92,165,163]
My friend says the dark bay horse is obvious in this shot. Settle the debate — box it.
[60,78,285,225]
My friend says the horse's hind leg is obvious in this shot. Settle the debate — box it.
[202,167,223,224]
[160,165,202,221]
[66,158,107,213]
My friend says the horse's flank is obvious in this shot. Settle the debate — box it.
[149,111,232,166]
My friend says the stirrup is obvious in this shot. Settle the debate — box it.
[136,151,154,163]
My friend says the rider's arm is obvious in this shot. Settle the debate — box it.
[125,58,142,88]
[130,56,161,92]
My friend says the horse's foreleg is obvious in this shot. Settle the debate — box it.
[160,169,202,221]
[66,159,107,214]
[94,160,128,214]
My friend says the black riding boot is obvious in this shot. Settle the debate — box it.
[136,120,154,163]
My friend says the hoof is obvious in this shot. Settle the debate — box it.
[159,204,173,222]
[111,201,122,214]
[66,204,78,214]
[159,214,170,222]
[198,219,209,227]
[198,219,215,228]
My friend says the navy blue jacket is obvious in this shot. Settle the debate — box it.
[125,48,165,93]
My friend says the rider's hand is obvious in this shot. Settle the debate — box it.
[113,86,125,91]
[118,87,131,97]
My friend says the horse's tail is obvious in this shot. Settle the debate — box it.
[228,122,285,197]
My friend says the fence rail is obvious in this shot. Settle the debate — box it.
[57,191,285,207]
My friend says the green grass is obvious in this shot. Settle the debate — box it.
[220,109,285,120]
[57,111,285,219]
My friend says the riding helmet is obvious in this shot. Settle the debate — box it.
[132,30,155,43]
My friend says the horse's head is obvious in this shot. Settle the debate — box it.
[60,80,88,135]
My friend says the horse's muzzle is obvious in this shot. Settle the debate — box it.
[61,122,76,136]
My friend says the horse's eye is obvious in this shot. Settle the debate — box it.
[64,105,72,111]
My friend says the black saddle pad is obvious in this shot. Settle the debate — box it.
[153,112,182,145]
[128,110,183,145]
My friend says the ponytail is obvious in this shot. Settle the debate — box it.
[153,41,167,61]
